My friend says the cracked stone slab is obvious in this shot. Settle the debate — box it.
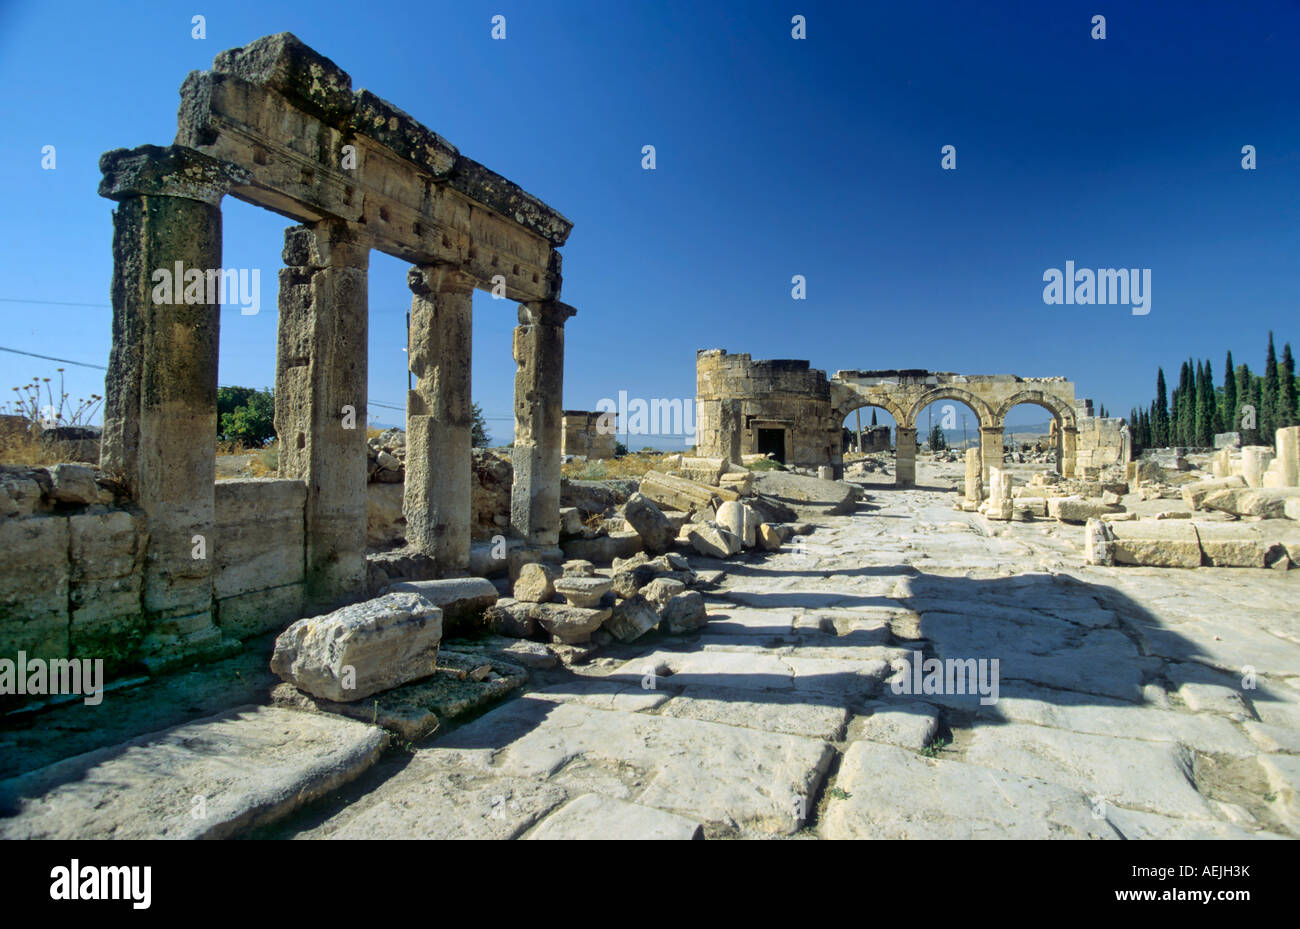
[524,793,703,840]
[525,679,671,713]
[820,741,1117,839]
[1102,805,1285,839]
[655,685,850,740]
[445,700,834,835]
[964,725,1215,820]
[0,705,388,839]
[292,757,567,840]
[849,700,940,750]
[921,683,1255,757]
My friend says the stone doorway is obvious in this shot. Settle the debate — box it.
[757,428,786,463]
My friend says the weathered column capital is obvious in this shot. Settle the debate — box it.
[99,144,250,205]
[407,264,477,297]
[1061,425,1080,435]
[895,425,917,436]
[519,300,577,327]
[979,425,1004,434]
[283,220,369,270]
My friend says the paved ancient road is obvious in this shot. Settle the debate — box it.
[279,463,1300,839]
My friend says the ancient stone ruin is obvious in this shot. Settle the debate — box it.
[695,348,1108,483]
[40,32,575,669]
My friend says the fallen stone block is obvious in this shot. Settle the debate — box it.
[757,522,783,551]
[513,562,561,603]
[1202,487,1300,519]
[534,603,610,644]
[1106,520,1202,568]
[382,577,498,632]
[1048,495,1123,523]
[48,463,98,505]
[622,492,676,554]
[271,592,443,702]
[640,577,686,607]
[1192,523,1274,568]
[1181,475,1247,510]
[751,471,855,517]
[660,591,708,634]
[603,595,660,642]
[639,470,737,513]
[482,598,537,638]
[686,522,741,559]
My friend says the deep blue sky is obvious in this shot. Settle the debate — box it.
[1,1,1297,444]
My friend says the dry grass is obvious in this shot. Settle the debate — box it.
[0,429,59,466]
[561,452,665,481]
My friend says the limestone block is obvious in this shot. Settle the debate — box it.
[382,577,499,631]
[640,577,686,608]
[1202,487,1300,519]
[1047,496,1122,523]
[603,595,660,643]
[68,510,146,665]
[366,483,406,547]
[270,592,443,702]
[1108,521,1202,568]
[553,576,613,608]
[216,583,304,640]
[757,522,783,551]
[213,479,307,599]
[638,470,735,513]
[1242,446,1275,487]
[0,515,70,659]
[1276,426,1300,487]
[1182,476,1246,510]
[686,523,741,559]
[483,598,537,638]
[48,464,98,505]
[535,602,610,644]
[1192,524,1272,568]
[660,591,708,634]
[622,493,676,554]
[513,562,561,603]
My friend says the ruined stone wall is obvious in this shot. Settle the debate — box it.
[562,411,617,459]
[696,350,835,468]
[0,468,309,677]
[1074,417,1130,472]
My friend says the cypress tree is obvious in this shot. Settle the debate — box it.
[1263,332,1279,442]
[1154,368,1168,447]
[1249,376,1264,445]
[1196,359,1212,446]
[1278,342,1297,429]
[1236,363,1251,433]
[1177,361,1193,447]
[1223,350,1236,435]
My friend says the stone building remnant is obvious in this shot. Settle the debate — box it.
[562,411,617,459]
[80,32,576,664]
[695,349,1088,485]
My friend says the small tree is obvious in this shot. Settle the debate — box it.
[470,401,490,447]
[218,387,276,447]
[927,423,947,451]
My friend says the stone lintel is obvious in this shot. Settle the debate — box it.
[98,144,250,205]
[187,33,572,247]
[520,300,577,327]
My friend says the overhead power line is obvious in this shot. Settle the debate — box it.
[0,345,108,370]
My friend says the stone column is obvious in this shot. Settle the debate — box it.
[99,145,249,661]
[275,220,369,611]
[1276,426,1300,487]
[1061,426,1078,478]
[980,426,1004,483]
[405,265,474,573]
[964,447,983,504]
[895,426,917,487]
[511,300,576,546]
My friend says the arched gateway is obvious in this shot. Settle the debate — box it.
[697,351,1084,485]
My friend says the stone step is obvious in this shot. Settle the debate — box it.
[0,705,388,839]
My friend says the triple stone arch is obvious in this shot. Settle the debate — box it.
[830,381,1079,486]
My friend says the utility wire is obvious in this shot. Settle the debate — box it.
[0,345,108,370]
